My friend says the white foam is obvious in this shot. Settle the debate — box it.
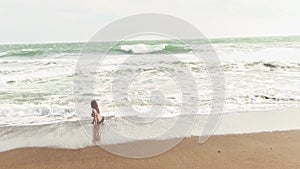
[0,104,77,126]
[0,52,7,57]
[120,43,167,54]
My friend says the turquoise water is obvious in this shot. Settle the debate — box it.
[0,35,299,57]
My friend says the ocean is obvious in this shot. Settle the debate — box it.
[1,36,300,126]
[0,36,300,152]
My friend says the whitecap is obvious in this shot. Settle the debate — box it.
[120,43,168,54]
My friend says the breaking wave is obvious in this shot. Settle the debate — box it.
[119,43,191,54]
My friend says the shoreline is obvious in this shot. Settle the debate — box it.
[1,128,300,152]
[0,108,300,152]
[1,130,299,169]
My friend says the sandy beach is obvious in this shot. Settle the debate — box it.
[0,130,299,169]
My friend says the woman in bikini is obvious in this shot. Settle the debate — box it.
[91,100,104,125]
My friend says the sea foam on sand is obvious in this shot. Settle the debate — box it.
[0,108,299,152]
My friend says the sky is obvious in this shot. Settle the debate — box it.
[0,0,299,44]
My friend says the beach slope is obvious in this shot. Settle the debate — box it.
[0,130,299,169]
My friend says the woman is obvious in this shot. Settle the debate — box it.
[91,100,104,125]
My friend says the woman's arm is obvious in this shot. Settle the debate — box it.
[92,109,98,124]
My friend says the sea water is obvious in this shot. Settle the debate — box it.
[0,36,300,151]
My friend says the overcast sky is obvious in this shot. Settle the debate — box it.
[0,0,299,44]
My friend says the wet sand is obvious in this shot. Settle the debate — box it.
[0,130,299,169]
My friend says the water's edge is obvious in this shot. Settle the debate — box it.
[0,108,299,152]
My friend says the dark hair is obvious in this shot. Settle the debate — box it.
[91,100,100,114]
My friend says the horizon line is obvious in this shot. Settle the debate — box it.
[0,34,299,46]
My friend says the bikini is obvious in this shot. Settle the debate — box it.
[97,117,104,124]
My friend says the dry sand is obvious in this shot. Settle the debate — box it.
[0,130,299,169]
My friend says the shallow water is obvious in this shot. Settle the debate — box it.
[0,108,299,152]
